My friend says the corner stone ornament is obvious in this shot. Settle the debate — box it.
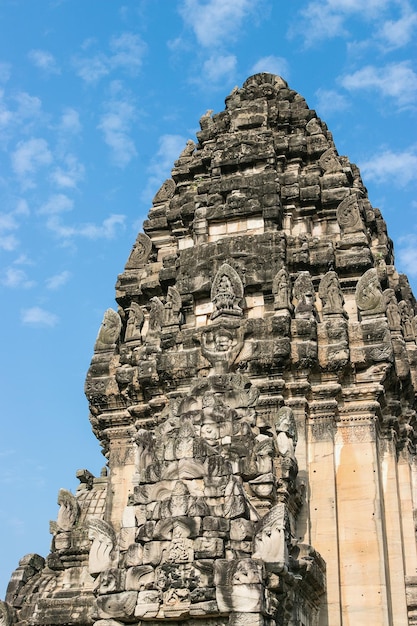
[4,73,417,626]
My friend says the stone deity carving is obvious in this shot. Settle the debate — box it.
[319,271,344,315]
[293,272,317,320]
[384,289,401,331]
[163,286,182,326]
[273,268,291,310]
[211,263,243,320]
[200,326,244,374]
[399,300,415,340]
[125,302,144,341]
[274,406,297,461]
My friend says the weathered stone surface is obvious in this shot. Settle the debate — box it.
[4,73,417,626]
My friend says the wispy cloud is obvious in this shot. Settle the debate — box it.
[45,270,71,290]
[290,0,394,46]
[377,5,417,49]
[340,61,417,108]
[315,88,350,117]
[142,133,187,203]
[179,0,262,48]
[28,49,61,74]
[109,32,146,73]
[46,213,126,240]
[1,267,35,289]
[73,32,146,84]
[21,306,58,327]
[59,107,81,134]
[38,193,73,215]
[0,199,30,251]
[0,62,11,83]
[11,137,52,186]
[98,92,137,167]
[250,56,289,79]
[202,54,237,84]
[397,234,417,277]
[50,154,85,188]
[360,148,417,187]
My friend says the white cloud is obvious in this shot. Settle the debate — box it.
[340,61,417,108]
[179,0,261,47]
[11,138,53,184]
[51,154,85,188]
[360,148,417,187]
[45,270,71,290]
[21,306,58,327]
[290,0,393,45]
[14,92,42,120]
[73,54,109,83]
[0,199,30,251]
[1,267,35,289]
[397,235,417,277]
[378,7,417,48]
[46,213,126,240]
[315,88,350,117]
[38,193,74,215]
[0,234,18,251]
[74,32,146,84]
[109,32,146,73]
[142,133,187,203]
[0,62,11,83]
[59,108,81,134]
[202,55,237,83]
[98,98,137,167]
[250,56,289,79]
[28,49,60,74]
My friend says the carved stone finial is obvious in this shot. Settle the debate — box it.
[152,178,176,204]
[356,268,385,316]
[56,489,80,531]
[125,232,152,269]
[319,148,342,173]
[94,309,122,351]
[336,195,363,234]
[88,519,116,576]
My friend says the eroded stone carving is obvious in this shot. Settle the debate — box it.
[94,309,122,351]
[336,195,363,234]
[56,488,79,531]
[356,268,385,316]
[319,271,345,315]
[211,264,243,320]
[88,519,116,576]
[273,268,291,311]
[125,233,152,269]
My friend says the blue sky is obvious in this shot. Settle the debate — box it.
[0,0,416,597]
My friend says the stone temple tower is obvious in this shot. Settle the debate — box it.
[3,73,417,626]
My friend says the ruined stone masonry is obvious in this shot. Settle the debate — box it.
[3,73,417,626]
